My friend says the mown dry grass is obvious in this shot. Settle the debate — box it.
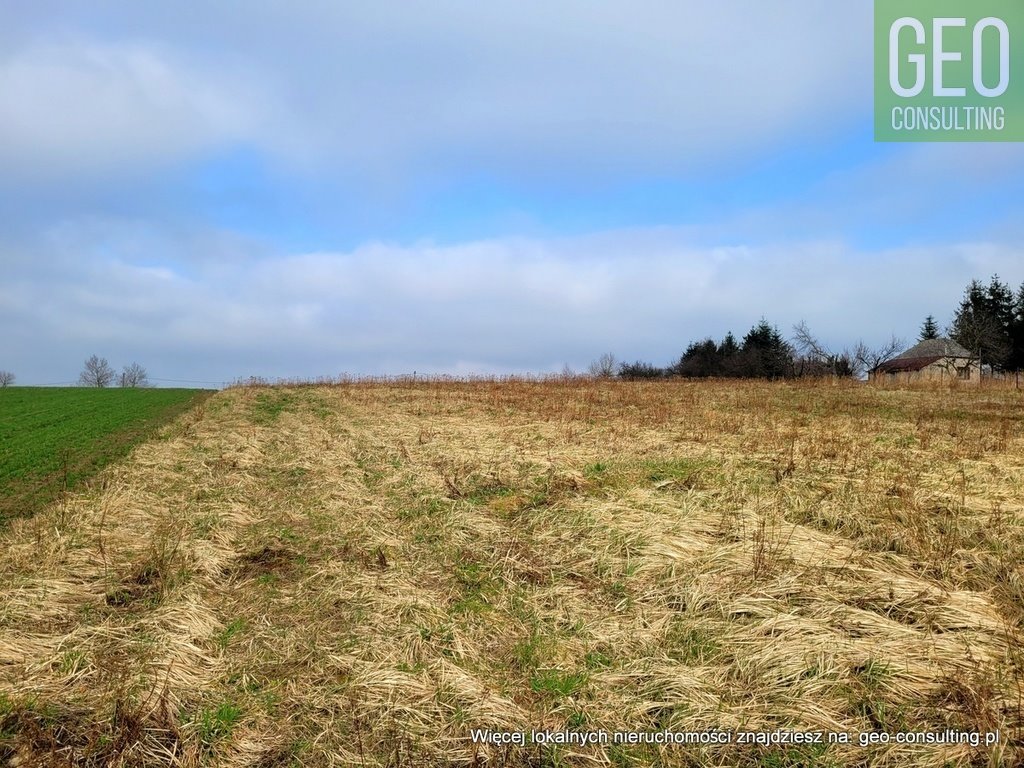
[1,379,1022,767]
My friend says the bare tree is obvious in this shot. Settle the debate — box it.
[792,320,831,361]
[79,355,115,387]
[0,370,14,387]
[791,321,856,378]
[852,335,905,378]
[587,352,617,378]
[119,362,150,388]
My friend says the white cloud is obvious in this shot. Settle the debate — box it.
[4,222,1022,383]
[271,2,871,178]
[0,39,268,180]
[0,2,871,182]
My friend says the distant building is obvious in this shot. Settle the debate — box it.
[870,338,979,384]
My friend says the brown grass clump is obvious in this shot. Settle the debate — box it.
[1,379,1023,766]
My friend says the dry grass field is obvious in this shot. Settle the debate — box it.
[1,379,1023,767]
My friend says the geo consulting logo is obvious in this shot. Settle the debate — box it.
[875,0,1023,141]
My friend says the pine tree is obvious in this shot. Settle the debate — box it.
[1011,281,1024,371]
[950,277,1012,370]
[985,275,1016,344]
[720,332,739,357]
[740,320,793,379]
[919,315,940,341]
[674,339,721,378]
[719,331,741,377]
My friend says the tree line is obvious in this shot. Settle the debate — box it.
[603,274,1024,380]
[0,357,152,388]
[608,319,897,381]
[78,355,150,387]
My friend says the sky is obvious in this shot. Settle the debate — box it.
[2,2,1023,386]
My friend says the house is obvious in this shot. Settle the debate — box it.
[870,338,979,384]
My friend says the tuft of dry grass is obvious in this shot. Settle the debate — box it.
[2,379,1023,766]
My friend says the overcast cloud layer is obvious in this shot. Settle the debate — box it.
[1,2,1023,384]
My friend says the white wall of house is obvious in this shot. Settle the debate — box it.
[870,357,980,385]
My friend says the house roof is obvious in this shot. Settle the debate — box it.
[875,355,944,373]
[872,338,975,374]
[893,338,974,360]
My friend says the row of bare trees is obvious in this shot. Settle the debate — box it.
[0,358,149,388]
[791,321,904,379]
[79,355,150,388]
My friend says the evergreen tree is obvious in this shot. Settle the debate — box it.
[674,339,721,378]
[740,320,793,379]
[950,277,1013,370]
[720,332,739,357]
[919,315,940,341]
[986,275,1017,346]
[1011,281,1024,371]
[719,331,741,377]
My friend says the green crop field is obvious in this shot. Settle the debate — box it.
[0,387,213,524]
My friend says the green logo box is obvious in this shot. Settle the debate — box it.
[875,0,1024,141]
